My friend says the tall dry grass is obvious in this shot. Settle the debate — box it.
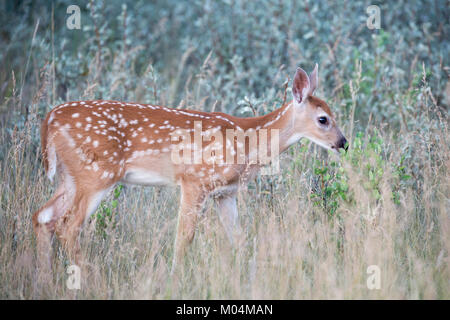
[0,73,448,299]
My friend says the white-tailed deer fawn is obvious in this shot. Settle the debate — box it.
[33,64,347,268]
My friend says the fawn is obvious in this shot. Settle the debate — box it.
[33,64,347,268]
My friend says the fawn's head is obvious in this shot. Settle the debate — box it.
[291,64,347,153]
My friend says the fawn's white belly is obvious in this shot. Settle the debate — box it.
[121,168,173,186]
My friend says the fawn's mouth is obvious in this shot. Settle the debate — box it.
[331,144,348,154]
[332,137,348,152]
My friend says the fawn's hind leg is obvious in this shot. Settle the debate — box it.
[54,185,111,265]
[33,173,76,270]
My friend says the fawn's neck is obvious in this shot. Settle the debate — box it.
[235,101,300,155]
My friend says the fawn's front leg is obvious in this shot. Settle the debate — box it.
[215,194,242,245]
[172,181,206,272]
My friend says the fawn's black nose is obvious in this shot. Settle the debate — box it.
[337,137,348,151]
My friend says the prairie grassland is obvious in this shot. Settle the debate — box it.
[1,78,448,299]
[0,0,449,299]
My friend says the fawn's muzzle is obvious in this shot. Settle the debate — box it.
[337,137,348,151]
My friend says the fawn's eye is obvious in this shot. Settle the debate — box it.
[318,116,328,125]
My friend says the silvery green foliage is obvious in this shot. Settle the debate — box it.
[0,0,448,137]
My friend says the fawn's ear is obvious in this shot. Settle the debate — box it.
[308,63,319,95]
[292,67,310,106]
